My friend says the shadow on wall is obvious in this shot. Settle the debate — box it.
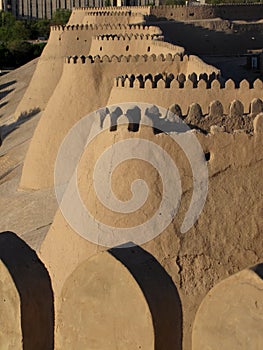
[155,20,263,56]
[0,107,40,143]
[251,263,263,279]
[109,245,182,350]
[0,232,54,350]
[0,80,17,93]
[0,80,17,104]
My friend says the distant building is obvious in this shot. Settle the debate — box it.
[247,49,263,73]
[1,0,157,19]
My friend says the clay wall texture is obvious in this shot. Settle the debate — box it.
[88,35,184,56]
[14,24,162,117]
[150,4,263,21]
[19,49,219,190]
[9,3,263,20]
[110,74,262,114]
[1,6,263,350]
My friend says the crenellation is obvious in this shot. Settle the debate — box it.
[253,113,263,133]
[51,23,160,32]
[64,53,187,64]
[253,79,263,90]
[93,33,162,41]
[3,6,263,350]
[111,73,262,116]
[98,97,261,134]
[249,98,263,118]
[73,6,150,12]
[208,100,224,119]
[185,103,203,124]
[229,100,245,118]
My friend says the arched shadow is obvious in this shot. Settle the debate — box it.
[0,231,54,350]
[250,263,263,279]
[109,245,182,350]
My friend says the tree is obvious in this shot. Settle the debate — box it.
[51,9,71,25]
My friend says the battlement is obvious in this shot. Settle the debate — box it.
[84,11,143,17]
[149,3,263,22]
[150,3,263,10]
[114,73,263,89]
[150,40,184,54]
[93,33,163,41]
[64,53,185,64]
[51,23,161,32]
[72,6,151,14]
[109,73,262,116]
[99,99,263,134]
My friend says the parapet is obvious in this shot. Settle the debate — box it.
[84,11,144,17]
[150,40,184,54]
[64,53,185,64]
[114,73,263,90]
[51,23,162,34]
[110,72,262,118]
[84,11,132,16]
[72,6,151,15]
[99,98,263,134]
[149,4,263,21]
[94,33,163,41]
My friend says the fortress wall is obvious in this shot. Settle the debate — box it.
[150,4,263,21]
[192,266,263,350]
[150,5,217,21]
[68,6,151,23]
[89,35,184,57]
[77,6,151,14]
[20,53,215,190]
[188,18,263,34]
[50,23,162,34]
[109,79,263,115]
[64,53,218,76]
[55,252,156,350]
[15,24,161,118]
[14,28,67,119]
[39,124,263,350]
[82,12,145,25]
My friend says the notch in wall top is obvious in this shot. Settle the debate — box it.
[72,6,151,12]
[64,53,184,64]
[85,11,144,17]
[51,23,157,32]
[114,73,262,91]
[99,98,263,134]
[94,33,162,41]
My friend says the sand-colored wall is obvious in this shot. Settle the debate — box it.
[192,265,263,350]
[68,6,151,24]
[80,12,145,25]
[68,4,263,23]
[39,121,263,350]
[19,53,218,190]
[109,76,263,114]
[89,35,184,56]
[14,24,161,119]
[150,4,263,21]
[0,261,22,350]
[0,232,54,349]
[56,252,155,350]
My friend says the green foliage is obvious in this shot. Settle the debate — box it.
[25,19,50,40]
[206,0,261,3]
[51,9,71,25]
[0,11,49,69]
[164,0,185,5]
[104,0,112,6]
